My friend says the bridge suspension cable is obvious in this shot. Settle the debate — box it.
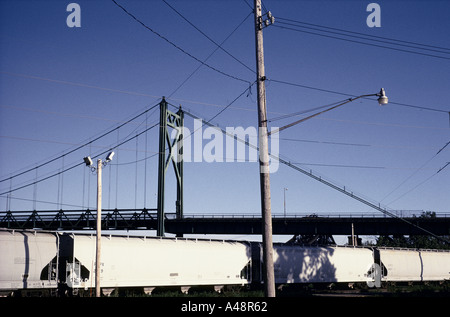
[0,117,160,197]
[0,102,160,184]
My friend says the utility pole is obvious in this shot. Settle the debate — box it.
[254,0,275,297]
[96,158,102,297]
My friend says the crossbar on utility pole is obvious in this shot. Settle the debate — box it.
[254,0,276,297]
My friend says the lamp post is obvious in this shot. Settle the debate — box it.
[83,151,114,297]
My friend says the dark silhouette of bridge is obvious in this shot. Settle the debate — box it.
[1,209,449,237]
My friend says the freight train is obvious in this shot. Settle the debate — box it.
[1,228,449,296]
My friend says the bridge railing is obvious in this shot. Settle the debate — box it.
[1,210,449,230]
[181,212,450,219]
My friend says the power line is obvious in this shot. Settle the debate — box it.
[386,171,443,207]
[273,17,450,61]
[280,137,440,151]
[437,162,450,174]
[0,71,163,99]
[268,78,450,115]
[162,0,255,74]
[277,17,450,55]
[382,139,450,204]
[167,10,253,98]
[207,81,256,123]
[180,107,448,243]
[268,100,344,122]
[110,0,252,85]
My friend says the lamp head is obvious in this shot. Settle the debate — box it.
[106,151,115,162]
[377,88,388,105]
[83,156,93,167]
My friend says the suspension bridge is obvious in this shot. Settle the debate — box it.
[1,98,449,241]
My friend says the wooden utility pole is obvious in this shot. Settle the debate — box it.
[254,0,275,297]
[96,159,102,297]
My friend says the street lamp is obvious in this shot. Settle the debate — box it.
[83,151,114,297]
[269,88,389,135]
[377,88,388,105]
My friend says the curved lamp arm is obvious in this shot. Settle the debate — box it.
[269,88,388,135]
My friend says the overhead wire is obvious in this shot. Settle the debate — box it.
[382,140,450,205]
[179,106,449,243]
[276,17,450,54]
[273,17,450,61]
[268,78,450,115]
[0,71,163,99]
[161,0,255,74]
[268,100,344,122]
[110,0,252,85]
[5,70,447,128]
[166,10,253,98]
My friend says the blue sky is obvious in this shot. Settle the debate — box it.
[1,0,449,233]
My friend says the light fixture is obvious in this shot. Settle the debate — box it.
[377,88,388,105]
[106,151,115,162]
[83,156,93,167]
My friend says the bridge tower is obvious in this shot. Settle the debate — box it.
[157,97,184,236]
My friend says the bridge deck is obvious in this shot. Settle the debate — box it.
[1,210,449,236]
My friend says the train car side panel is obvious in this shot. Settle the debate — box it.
[415,250,450,281]
[0,229,59,293]
[66,234,251,289]
[379,249,427,282]
[273,246,374,284]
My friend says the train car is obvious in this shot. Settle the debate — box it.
[0,228,59,295]
[270,245,375,284]
[2,228,450,296]
[378,248,450,282]
[61,233,252,294]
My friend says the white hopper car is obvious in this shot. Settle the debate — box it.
[270,245,450,287]
[0,228,449,296]
[0,229,59,294]
[63,232,251,295]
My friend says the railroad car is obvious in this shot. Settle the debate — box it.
[0,229,59,295]
[62,233,251,295]
[1,228,449,296]
[378,248,450,282]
